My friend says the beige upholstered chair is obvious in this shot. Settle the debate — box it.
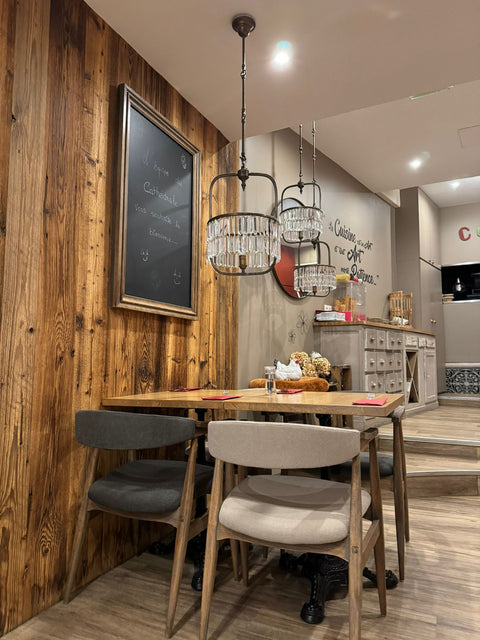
[328,405,409,580]
[200,420,387,640]
[64,410,213,638]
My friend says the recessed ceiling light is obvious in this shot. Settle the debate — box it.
[450,181,460,189]
[272,41,292,68]
[409,158,422,170]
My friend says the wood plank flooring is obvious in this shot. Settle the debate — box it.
[4,494,479,640]
[4,405,479,640]
[379,405,479,441]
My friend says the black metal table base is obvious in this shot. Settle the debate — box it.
[280,552,398,624]
[148,531,206,591]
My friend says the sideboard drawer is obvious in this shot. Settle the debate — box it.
[376,330,386,349]
[386,351,396,369]
[385,372,398,392]
[387,331,397,349]
[365,329,377,349]
[393,351,403,370]
[364,351,377,372]
[376,351,387,371]
[365,373,379,392]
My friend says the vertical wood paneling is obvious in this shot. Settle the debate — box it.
[0,0,51,632]
[0,0,238,633]
[0,0,16,310]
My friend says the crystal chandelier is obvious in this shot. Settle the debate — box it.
[279,122,324,244]
[206,14,280,276]
[294,239,336,297]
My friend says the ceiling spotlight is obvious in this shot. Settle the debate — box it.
[450,181,460,189]
[409,158,422,170]
[272,41,292,67]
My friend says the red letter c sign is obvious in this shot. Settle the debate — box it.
[458,227,471,241]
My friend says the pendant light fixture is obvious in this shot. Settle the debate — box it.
[206,14,280,276]
[294,239,336,297]
[279,122,324,244]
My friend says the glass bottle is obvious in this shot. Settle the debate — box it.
[264,366,276,395]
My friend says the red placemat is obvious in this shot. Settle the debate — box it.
[352,396,387,406]
[277,389,303,394]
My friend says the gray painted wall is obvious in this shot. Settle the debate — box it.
[237,128,393,387]
[440,201,480,365]
[440,202,480,266]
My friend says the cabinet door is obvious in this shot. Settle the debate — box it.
[425,349,437,403]
[419,261,445,393]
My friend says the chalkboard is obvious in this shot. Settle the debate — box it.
[112,85,200,319]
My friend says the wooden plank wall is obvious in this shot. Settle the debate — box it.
[0,0,238,633]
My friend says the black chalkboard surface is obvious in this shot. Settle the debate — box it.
[112,85,200,319]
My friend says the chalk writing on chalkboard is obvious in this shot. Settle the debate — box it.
[112,85,200,319]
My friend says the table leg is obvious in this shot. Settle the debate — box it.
[392,409,407,580]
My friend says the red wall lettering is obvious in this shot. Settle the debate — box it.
[458,227,471,241]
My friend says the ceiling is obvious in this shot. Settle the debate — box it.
[85,0,480,207]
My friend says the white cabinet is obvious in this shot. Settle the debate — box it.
[395,188,445,392]
[314,322,438,422]
[418,336,437,404]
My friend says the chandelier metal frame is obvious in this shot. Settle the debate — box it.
[279,122,324,244]
[294,238,336,297]
[206,14,280,276]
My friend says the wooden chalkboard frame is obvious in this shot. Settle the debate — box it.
[112,84,200,319]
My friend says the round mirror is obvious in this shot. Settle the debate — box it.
[273,197,306,299]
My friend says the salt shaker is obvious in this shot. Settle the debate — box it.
[264,366,276,395]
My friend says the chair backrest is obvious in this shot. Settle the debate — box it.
[75,410,196,450]
[208,420,359,469]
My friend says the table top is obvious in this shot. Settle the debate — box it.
[102,388,404,417]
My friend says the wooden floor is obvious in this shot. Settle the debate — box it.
[5,406,480,640]
[379,404,480,441]
[4,497,479,640]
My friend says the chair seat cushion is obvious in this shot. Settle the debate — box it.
[219,474,370,545]
[88,460,213,514]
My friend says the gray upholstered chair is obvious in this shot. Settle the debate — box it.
[64,410,213,638]
[199,420,386,640]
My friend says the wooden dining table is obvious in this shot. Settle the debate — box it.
[102,387,407,618]
[102,388,407,578]
[102,388,404,420]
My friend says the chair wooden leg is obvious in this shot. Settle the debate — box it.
[240,541,249,586]
[349,454,362,640]
[224,462,241,580]
[64,449,99,603]
[200,459,224,640]
[393,421,406,581]
[229,539,240,580]
[368,437,387,616]
[166,437,199,638]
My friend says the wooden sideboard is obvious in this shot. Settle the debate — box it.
[313,321,437,426]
